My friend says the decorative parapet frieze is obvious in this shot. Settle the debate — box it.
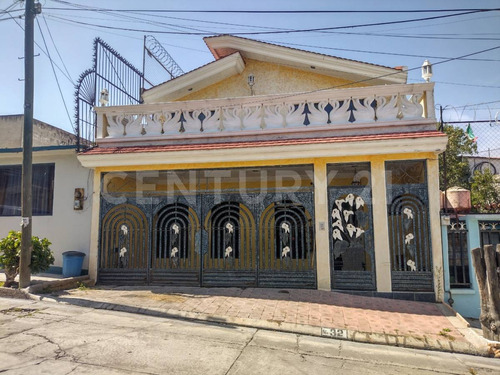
[95,83,435,142]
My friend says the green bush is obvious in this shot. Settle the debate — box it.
[471,169,500,213]
[0,230,54,287]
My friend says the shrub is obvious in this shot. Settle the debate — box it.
[471,169,500,213]
[0,231,54,287]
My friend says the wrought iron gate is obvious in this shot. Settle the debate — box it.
[98,191,316,288]
[387,185,433,291]
[151,200,201,285]
[328,186,376,290]
[99,202,149,285]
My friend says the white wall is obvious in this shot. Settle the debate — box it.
[0,149,93,271]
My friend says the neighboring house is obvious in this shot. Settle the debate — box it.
[0,115,92,274]
[442,215,500,318]
[78,36,447,301]
[468,155,500,178]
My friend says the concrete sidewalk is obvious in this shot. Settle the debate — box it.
[23,283,495,357]
[1,271,495,357]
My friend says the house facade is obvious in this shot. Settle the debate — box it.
[78,36,447,301]
[443,214,500,318]
[0,115,92,274]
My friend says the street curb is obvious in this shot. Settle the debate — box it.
[0,276,93,300]
[26,275,93,294]
[436,302,491,356]
[27,293,489,357]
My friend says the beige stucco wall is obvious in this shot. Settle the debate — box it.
[0,149,93,271]
[0,115,76,149]
[177,59,364,101]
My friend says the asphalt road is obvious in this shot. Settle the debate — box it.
[0,297,498,374]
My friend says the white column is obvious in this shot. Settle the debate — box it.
[88,169,101,282]
[371,160,392,292]
[427,157,444,302]
[314,161,331,290]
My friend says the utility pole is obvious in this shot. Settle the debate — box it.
[19,0,41,288]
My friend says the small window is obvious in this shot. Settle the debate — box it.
[0,163,55,216]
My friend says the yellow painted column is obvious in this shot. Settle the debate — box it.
[427,157,444,302]
[88,169,101,282]
[371,160,392,292]
[313,161,331,290]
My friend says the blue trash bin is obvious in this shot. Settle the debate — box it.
[62,251,86,277]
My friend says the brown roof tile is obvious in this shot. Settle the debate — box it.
[81,131,445,156]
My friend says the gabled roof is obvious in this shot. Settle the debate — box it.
[205,35,406,82]
[142,35,407,103]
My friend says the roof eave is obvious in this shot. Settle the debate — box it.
[204,35,407,85]
[142,52,246,103]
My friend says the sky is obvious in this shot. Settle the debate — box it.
[0,0,499,155]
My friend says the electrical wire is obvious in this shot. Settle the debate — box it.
[44,11,500,41]
[36,17,73,128]
[41,14,74,85]
[409,79,500,89]
[0,1,23,14]
[42,1,500,40]
[42,10,496,36]
[47,0,500,36]
[5,11,74,84]
[273,40,500,62]
[44,2,500,14]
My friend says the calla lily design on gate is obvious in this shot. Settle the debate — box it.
[281,222,290,233]
[171,223,180,235]
[281,246,291,258]
[118,247,128,268]
[403,207,414,220]
[355,196,365,210]
[330,192,369,260]
[407,259,417,272]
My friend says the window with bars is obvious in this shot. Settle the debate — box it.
[479,221,500,249]
[0,163,55,216]
[447,222,471,288]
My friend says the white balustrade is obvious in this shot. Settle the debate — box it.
[96,83,435,140]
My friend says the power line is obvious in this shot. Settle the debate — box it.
[426,81,500,89]
[43,10,494,36]
[36,17,73,128]
[273,40,500,62]
[0,1,23,14]
[311,30,500,41]
[319,45,500,92]
[43,2,500,41]
[187,43,500,111]
[41,15,73,85]
[43,4,500,14]
[47,1,500,36]
[5,11,74,84]
[47,0,214,34]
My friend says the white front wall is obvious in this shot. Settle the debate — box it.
[0,149,93,271]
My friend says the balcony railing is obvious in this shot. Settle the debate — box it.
[95,83,435,143]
